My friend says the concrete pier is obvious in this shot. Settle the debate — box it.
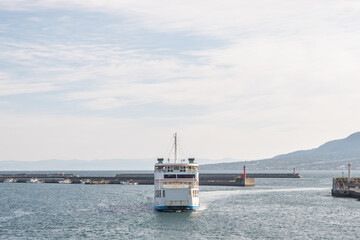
[0,172,301,186]
[101,173,256,186]
[331,177,360,200]
[0,173,256,186]
[331,163,360,200]
[246,173,302,178]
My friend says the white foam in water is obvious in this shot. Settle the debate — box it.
[14,209,32,218]
[200,187,329,203]
[197,203,208,211]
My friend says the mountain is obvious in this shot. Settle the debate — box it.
[1,132,359,171]
[200,132,360,170]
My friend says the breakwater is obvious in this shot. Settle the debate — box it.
[114,173,301,180]
[0,172,301,186]
[246,173,301,178]
[0,173,254,186]
[115,173,255,186]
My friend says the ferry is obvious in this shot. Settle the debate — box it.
[154,133,200,211]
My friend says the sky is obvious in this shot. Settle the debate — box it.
[1,0,360,164]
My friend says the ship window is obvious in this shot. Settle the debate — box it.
[164,174,176,178]
[155,166,164,172]
[174,166,179,170]
[177,174,195,179]
[155,190,161,198]
[163,190,165,197]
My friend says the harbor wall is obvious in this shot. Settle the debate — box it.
[115,173,301,180]
[0,172,302,186]
[246,173,301,178]
[331,178,360,199]
[0,173,256,186]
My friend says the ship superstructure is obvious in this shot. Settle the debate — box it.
[154,133,199,211]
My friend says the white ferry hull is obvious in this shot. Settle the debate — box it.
[154,164,200,211]
[155,205,199,211]
[154,187,199,210]
[154,133,200,211]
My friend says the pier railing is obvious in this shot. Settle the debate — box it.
[332,177,360,199]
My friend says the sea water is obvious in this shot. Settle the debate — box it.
[0,170,359,240]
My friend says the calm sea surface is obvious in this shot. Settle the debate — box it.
[1,170,359,240]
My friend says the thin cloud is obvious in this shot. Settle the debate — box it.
[0,81,60,96]
[2,0,360,40]
[27,16,42,22]
[1,0,360,161]
[0,72,60,96]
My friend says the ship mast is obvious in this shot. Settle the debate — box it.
[174,133,177,163]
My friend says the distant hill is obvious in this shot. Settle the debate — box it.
[200,132,360,170]
[1,132,359,171]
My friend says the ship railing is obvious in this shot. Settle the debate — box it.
[159,182,198,188]
[333,178,360,190]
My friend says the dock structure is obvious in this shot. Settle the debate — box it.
[331,163,360,200]
[0,173,75,184]
[332,178,360,199]
[115,173,256,186]
[0,173,256,186]
[0,171,302,186]
[246,173,301,178]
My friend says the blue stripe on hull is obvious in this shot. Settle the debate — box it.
[155,205,200,211]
